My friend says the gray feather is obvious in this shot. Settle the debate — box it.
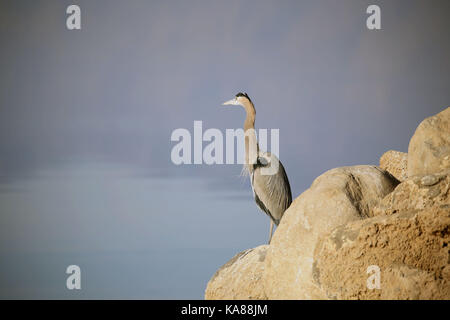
[250,152,292,225]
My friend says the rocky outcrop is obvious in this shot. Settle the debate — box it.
[263,166,398,299]
[372,170,449,217]
[205,245,268,300]
[380,150,408,182]
[408,107,450,176]
[313,205,450,299]
[205,107,450,300]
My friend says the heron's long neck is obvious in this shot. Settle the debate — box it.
[244,111,255,131]
[242,101,258,172]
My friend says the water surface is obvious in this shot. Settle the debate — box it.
[0,163,267,299]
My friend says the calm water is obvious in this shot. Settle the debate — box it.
[0,163,268,299]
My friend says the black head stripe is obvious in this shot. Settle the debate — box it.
[235,92,252,104]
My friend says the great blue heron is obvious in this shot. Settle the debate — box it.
[222,92,292,244]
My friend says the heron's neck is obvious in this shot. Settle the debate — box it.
[242,101,258,171]
[244,114,255,131]
[242,99,256,131]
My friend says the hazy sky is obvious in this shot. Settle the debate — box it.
[0,0,449,298]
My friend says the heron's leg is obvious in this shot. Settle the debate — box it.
[268,220,274,244]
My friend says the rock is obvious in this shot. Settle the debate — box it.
[372,170,449,216]
[313,205,450,299]
[205,245,268,300]
[408,107,450,177]
[263,166,399,299]
[380,150,408,182]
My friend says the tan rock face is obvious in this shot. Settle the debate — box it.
[205,245,268,300]
[380,150,408,182]
[408,107,450,177]
[263,166,398,299]
[313,206,450,299]
[372,170,450,217]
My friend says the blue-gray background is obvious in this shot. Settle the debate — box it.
[0,0,449,299]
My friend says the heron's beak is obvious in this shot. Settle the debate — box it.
[222,99,237,106]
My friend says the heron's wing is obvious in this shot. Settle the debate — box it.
[251,152,292,225]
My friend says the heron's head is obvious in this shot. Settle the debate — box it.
[222,92,253,108]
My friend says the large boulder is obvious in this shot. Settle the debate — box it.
[380,150,408,182]
[313,205,450,299]
[408,107,450,177]
[205,245,268,300]
[263,166,398,299]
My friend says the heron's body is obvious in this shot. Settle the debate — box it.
[222,92,292,243]
[250,153,292,226]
